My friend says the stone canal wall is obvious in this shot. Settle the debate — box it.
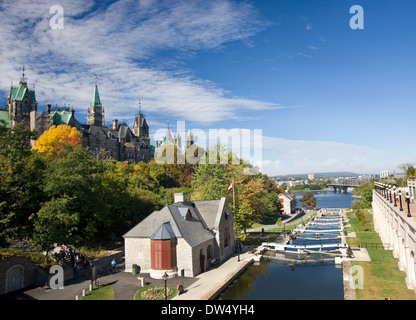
[372,190,416,291]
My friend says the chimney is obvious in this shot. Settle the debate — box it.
[46,104,51,114]
[174,193,186,203]
[112,119,118,130]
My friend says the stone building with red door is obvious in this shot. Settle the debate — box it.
[123,193,234,279]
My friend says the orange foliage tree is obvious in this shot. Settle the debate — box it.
[33,125,82,158]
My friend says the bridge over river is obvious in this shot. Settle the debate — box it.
[327,180,360,193]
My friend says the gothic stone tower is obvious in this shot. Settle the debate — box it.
[132,110,150,143]
[5,67,38,129]
[87,84,104,126]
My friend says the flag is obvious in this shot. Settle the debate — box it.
[228,182,234,191]
[95,76,100,80]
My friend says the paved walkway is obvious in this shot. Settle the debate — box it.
[246,210,314,233]
[174,248,259,300]
[2,250,260,300]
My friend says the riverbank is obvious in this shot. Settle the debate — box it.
[345,208,416,300]
[173,248,262,300]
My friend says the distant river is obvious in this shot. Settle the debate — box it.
[293,190,354,209]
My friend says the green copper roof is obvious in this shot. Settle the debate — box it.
[11,82,37,103]
[0,110,10,127]
[52,110,81,129]
[91,85,101,107]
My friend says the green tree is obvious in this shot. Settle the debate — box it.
[398,162,416,179]
[191,164,227,200]
[0,120,40,245]
[31,196,80,261]
[301,192,316,209]
[356,209,367,226]
[40,147,106,244]
[355,182,374,208]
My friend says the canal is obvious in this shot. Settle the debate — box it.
[217,190,353,300]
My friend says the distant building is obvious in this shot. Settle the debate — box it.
[82,85,152,163]
[279,192,296,214]
[308,173,315,180]
[123,193,234,278]
[380,170,391,179]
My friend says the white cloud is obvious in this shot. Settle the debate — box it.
[0,0,276,125]
[261,135,385,176]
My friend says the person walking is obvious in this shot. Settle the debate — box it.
[111,259,116,274]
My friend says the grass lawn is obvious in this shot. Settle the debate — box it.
[347,209,416,300]
[79,284,114,300]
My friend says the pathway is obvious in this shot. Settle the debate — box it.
[246,210,315,233]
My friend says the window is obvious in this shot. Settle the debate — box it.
[22,99,30,113]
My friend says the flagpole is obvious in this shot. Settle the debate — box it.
[232,178,235,217]
[232,178,240,261]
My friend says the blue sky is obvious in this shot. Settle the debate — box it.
[0,0,415,176]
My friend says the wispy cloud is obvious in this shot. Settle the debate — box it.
[0,0,274,125]
[261,135,384,176]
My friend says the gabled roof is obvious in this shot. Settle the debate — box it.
[51,110,81,129]
[279,192,294,201]
[10,82,37,103]
[123,198,230,248]
[133,113,148,129]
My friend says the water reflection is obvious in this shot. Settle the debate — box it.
[217,252,344,300]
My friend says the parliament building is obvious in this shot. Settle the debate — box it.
[0,68,153,163]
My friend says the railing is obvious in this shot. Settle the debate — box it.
[360,242,390,250]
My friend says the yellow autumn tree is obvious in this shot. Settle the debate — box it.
[33,125,82,158]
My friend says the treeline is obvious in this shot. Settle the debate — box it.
[0,123,282,254]
[289,181,328,192]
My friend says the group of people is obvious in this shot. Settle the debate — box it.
[60,245,90,276]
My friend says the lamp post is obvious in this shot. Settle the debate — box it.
[162,272,169,300]
[406,192,411,218]
[399,188,403,211]
[393,186,397,207]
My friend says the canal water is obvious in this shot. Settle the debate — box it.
[217,190,353,300]
[294,190,354,209]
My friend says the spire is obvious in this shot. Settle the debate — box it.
[165,120,174,144]
[19,66,27,85]
[91,84,101,107]
[87,84,104,126]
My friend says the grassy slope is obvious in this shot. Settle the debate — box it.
[347,209,416,300]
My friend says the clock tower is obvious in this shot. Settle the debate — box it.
[87,84,104,126]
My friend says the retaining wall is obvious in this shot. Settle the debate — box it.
[372,190,416,291]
